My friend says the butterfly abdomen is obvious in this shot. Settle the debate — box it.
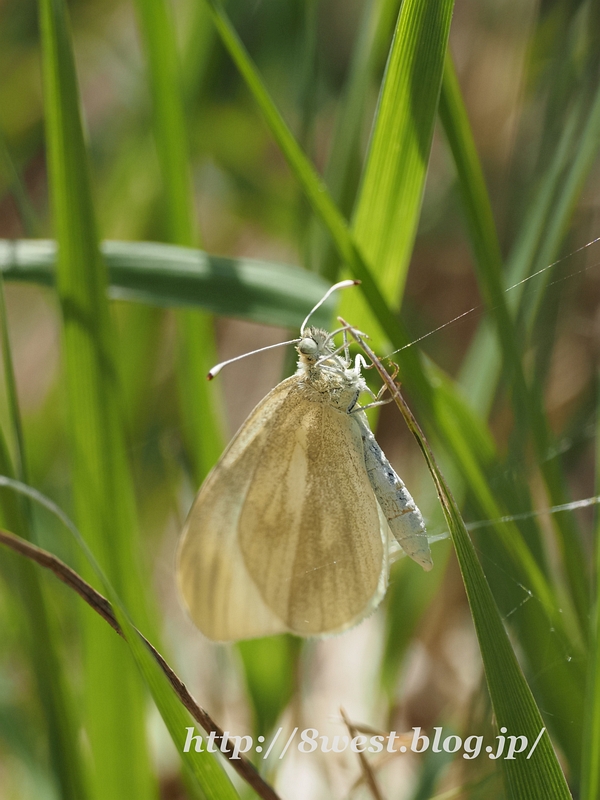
[358,418,433,572]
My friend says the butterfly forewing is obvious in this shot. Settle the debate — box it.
[177,378,299,641]
[239,384,386,635]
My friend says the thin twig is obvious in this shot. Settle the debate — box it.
[0,528,282,800]
[340,707,385,800]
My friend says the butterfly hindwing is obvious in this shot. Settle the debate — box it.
[239,384,386,635]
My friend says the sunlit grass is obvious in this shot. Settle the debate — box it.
[0,0,599,797]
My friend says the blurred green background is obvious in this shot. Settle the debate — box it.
[1,0,600,798]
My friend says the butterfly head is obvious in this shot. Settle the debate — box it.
[296,327,336,366]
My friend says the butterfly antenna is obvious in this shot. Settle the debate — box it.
[300,279,360,335]
[209,280,361,379]
[207,338,301,380]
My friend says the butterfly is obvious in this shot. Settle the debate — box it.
[176,282,432,642]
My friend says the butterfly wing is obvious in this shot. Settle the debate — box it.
[238,385,386,636]
[177,377,299,642]
[177,377,387,641]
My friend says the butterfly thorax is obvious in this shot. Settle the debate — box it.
[295,327,366,412]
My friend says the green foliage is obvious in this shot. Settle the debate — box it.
[0,0,599,796]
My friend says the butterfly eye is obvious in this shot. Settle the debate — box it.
[298,337,319,356]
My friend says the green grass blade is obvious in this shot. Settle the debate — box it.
[354,0,454,279]
[0,426,87,798]
[38,0,156,797]
[133,0,195,247]
[430,370,585,769]
[438,54,505,328]
[0,274,89,798]
[0,238,335,328]
[0,278,27,483]
[342,0,455,340]
[440,494,572,799]
[0,482,241,799]
[580,380,600,799]
[133,0,224,483]
[310,0,402,280]
[115,610,240,800]
[352,332,572,799]
[429,371,574,637]
[461,74,600,408]
[438,53,589,634]
[444,47,600,639]
[512,88,600,338]
[200,0,405,343]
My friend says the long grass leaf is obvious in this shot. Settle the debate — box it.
[447,45,600,650]
[0,271,90,797]
[580,378,600,799]
[200,0,405,344]
[310,0,402,280]
[38,0,155,796]
[349,328,572,799]
[342,0,455,340]
[438,54,589,634]
[0,433,87,797]
[133,0,223,482]
[0,490,242,799]
[0,238,335,328]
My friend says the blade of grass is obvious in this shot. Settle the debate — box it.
[580,377,600,800]
[200,0,406,345]
[38,0,156,796]
[0,506,249,798]
[460,72,600,409]
[341,0,455,343]
[348,324,572,800]
[0,274,89,799]
[133,0,224,483]
[438,52,588,635]
[431,371,585,770]
[429,371,579,641]
[454,69,600,654]
[443,32,600,765]
[180,0,215,107]
[310,0,402,280]
[0,412,87,798]
[0,238,335,328]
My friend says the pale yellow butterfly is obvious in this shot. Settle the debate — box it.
[176,281,433,642]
